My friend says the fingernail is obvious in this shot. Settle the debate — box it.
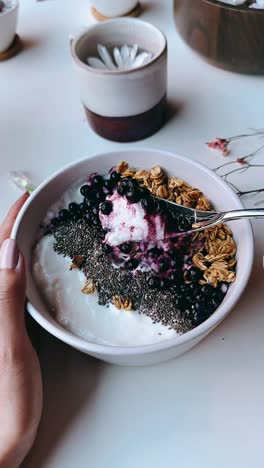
[0,239,19,270]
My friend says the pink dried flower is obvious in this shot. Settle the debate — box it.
[236,157,247,165]
[206,138,230,156]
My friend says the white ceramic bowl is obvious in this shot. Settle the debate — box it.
[0,0,18,54]
[12,149,254,366]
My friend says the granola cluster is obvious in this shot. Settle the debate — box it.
[117,161,212,210]
[112,295,133,311]
[81,278,97,295]
[192,225,236,287]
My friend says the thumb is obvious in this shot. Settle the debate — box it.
[0,239,27,341]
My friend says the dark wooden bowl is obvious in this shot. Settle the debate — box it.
[174,0,264,74]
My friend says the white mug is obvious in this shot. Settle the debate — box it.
[0,0,18,53]
[91,0,138,17]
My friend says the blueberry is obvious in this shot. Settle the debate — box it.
[167,247,179,260]
[175,291,183,300]
[193,301,202,311]
[127,178,138,189]
[120,243,132,254]
[104,179,112,188]
[68,202,80,214]
[126,189,141,203]
[86,199,95,209]
[50,217,60,227]
[215,289,225,302]
[59,209,72,221]
[188,268,202,281]
[185,257,193,266]
[92,217,101,227]
[167,211,180,229]
[201,285,213,296]
[159,279,169,290]
[103,179,114,193]
[212,287,223,297]
[177,224,186,233]
[184,308,193,319]
[158,258,170,273]
[170,283,181,295]
[117,185,127,196]
[148,247,163,258]
[95,191,105,203]
[170,237,178,243]
[148,277,160,289]
[84,190,96,202]
[80,185,91,197]
[126,258,139,270]
[71,215,80,222]
[119,178,131,188]
[84,212,93,225]
[178,216,192,232]
[102,243,113,254]
[208,297,220,309]
[141,197,155,214]
[180,283,190,295]
[154,200,167,214]
[99,229,107,240]
[100,201,113,215]
[92,175,104,186]
[192,311,208,326]
[170,272,180,282]
[79,202,87,213]
[92,206,99,216]
[184,295,193,305]
[192,291,203,303]
[175,296,183,308]
[190,284,198,293]
[138,186,150,199]
[110,171,121,184]
[103,179,114,195]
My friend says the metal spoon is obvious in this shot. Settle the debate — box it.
[153,196,264,234]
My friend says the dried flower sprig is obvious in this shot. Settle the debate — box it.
[207,129,264,157]
[213,143,264,198]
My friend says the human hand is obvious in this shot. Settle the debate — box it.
[0,194,43,468]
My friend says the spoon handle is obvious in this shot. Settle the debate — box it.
[221,208,264,222]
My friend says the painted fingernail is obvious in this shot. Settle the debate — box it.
[0,239,19,270]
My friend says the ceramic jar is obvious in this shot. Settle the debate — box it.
[0,0,18,54]
[91,0,139,18]
[71,18,167,142]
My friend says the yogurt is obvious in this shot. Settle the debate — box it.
[99,191,166,246]
[32,184,178,346]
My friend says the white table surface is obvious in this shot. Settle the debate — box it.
[1,1,264,467]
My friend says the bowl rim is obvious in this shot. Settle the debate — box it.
[11,148,254,357]
[200,0,264,14]
[70,17,167,76]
